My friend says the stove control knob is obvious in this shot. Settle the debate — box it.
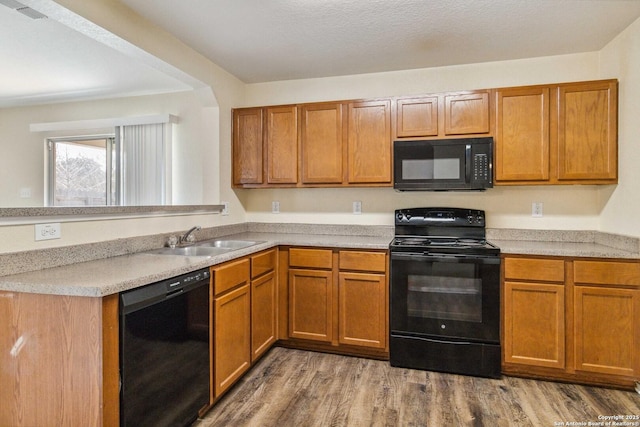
[467,215,474,223]
[476,215,484,224]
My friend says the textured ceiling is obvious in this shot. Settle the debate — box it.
[121,0,640,83]
[2,0,640,107]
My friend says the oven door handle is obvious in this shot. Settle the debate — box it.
[390,251,500,264]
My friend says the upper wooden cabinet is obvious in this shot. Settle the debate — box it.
[266,106,298,184]
[347,100,392,184]
[396,96,439,137]
[233,99,392,188]
[495,79,618,185]
[495,87,550,182]
[233,79,617,188]
[395,90,491,139]
[444,92,491,135]
[232,107,263,185]
[557,80,617,182]
[300,102,344,184]
[233,106,298,186]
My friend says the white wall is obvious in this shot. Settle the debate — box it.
[0,90,214,207]
[598,17,640,237]
[239,52,614,231]
[0,0,247,254]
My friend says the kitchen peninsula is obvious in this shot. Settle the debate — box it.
[1,223,639,426]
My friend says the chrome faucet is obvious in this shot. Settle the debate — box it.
[179,225,201,246]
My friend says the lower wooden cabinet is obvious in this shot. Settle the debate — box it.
[251,250,277,361]
[211,249,278,401]
[285,247,389,356]
[502,255,640,389]
[338,272,386,349]
[503,257,565,369]
[573,260,640,379]
[288,248,334,342]
[213,283,251,398]
[504,281,565,369]
[212,259,251,399]
[574,286,638,377]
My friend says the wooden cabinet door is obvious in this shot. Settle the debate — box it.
[574,286,639,377]
[288,268,333,342]
[338,272,387,349]
[232,107,263,185]
[396,96,439,138]
[503,281,565,369]
[444,91,490,135]
[557,80,617,181]
[300,102,344,184]
[347,100,392,184]
[251,271,277,361]
[266,105,298,184]
[495,87,550,182]
[213,284,251,398]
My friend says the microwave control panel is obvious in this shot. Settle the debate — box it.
[472,153,491,185]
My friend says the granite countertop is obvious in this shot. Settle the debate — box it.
[488,228,640,259]
[0,231,392,297]
[492,239,640,259]
[1,225,639,298]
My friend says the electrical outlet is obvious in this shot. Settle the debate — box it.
[353,200,362,215]
[221,201,229,216]
[532,202,543,217]
[272,201,280,214]
[35,223,61,241]
[19,188,31,198]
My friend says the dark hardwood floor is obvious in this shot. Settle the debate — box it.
[195,347,640,427]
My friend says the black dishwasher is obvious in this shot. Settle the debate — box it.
[120,268,210,427]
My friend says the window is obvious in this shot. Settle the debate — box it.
[48,136,116,206]
[47,122,170,206]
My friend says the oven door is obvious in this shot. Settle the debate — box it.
[390,251,500,343]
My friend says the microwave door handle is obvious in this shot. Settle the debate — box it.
[465,144,472,183]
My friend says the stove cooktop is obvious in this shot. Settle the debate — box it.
[390,235,500,255]
[391,207,500,256]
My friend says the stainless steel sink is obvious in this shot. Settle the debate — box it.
[145,246,231,257]
[196,239,259,250]
[145,239,261,257]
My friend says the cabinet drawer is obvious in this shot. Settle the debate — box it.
[504,257,564,282]
[289,248,333,269]
[213,258,250,295]
[574,260,640,287]
[339,251,386,273]
[251,249,276,279]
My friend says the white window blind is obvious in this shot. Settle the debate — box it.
[121,123,167,206]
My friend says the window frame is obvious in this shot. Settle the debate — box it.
[47,134,119,207]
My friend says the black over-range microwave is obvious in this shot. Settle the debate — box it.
[393,137,493,191]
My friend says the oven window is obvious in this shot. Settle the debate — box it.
[402,158,460,180]
[406,263,482,322]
